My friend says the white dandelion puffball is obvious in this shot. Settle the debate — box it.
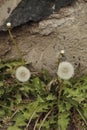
[57,61,74,80]
[15,66,31,82]
[6,22,11,28]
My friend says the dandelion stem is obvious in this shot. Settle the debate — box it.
[8,28,25,65]
[10,109,19,119]
[58,79,64,104]
[76,108,87,126]
[57,79,64,127]
[33,114,42,130]
[38,109,52,130]
[26,109,37,129]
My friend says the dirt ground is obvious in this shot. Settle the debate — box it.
[0,0,87,75]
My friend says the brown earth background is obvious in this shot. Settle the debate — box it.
[0,0,87,75]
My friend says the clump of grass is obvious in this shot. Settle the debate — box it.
[0,60,87,130]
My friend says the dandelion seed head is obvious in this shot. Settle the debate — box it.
[15,66,31,82]
[57,61,74,80]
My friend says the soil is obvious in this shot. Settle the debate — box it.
[0,0,87,76]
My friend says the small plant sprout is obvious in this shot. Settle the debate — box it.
[15,66,31,82]
[57,61,74,80]
[6,22,12,28]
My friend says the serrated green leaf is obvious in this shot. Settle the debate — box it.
[58,112,70,130]
[0,89,4,95]
[0,110,5,117]
[0,81,3,87]
[46,94,56,101]
[7,126,21,130]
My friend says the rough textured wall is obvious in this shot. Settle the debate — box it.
[0,0,75,30]
[0,0,87,75]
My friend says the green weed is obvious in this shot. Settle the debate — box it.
[0,60,87,130]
